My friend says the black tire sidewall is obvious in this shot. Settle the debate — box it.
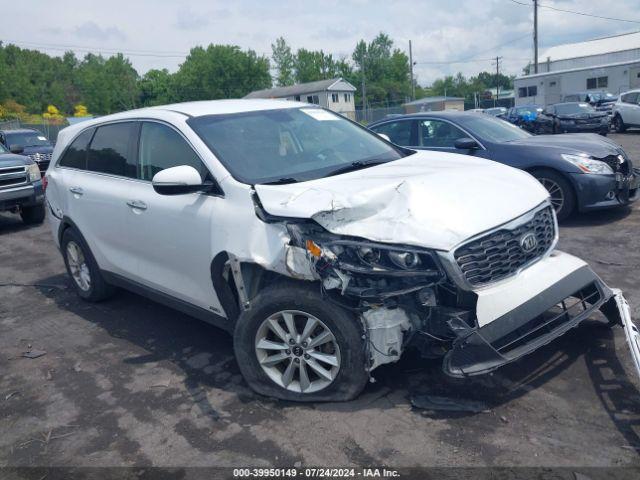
[234,281,369,402]
[20,204,45,224]
[532,169,576,221]
[61,228,112,301]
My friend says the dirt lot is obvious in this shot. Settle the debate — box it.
[2,133,640,470]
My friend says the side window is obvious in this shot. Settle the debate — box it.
[87,123,137,178]
[138,122,208,181]
[418,120,466,148]
[59,128,95,169]
[371,121,414,146]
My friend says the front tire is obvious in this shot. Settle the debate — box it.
[531,169,576,221]
[613,114,627,133]
[20,204,45,224]
[61,228,115,302]
[234,281,369,402]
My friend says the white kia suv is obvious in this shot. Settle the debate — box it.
[45,100,637,402]
[612,89,640,133]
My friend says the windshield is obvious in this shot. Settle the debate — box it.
[516,107,540,115]
[0,143,6,153]
[458,114,531,143]
[5,131,51,147]
[485,107,505,115]
[188,107,405,184]
[556,103,596,115]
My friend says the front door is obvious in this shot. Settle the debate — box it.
[123,121,224,313]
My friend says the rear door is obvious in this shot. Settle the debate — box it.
[63,122,140,276]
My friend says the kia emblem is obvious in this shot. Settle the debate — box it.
[520,232,538,253]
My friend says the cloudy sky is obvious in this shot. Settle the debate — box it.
[3,0,639,85]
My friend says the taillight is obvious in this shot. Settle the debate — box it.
[42,174,48,193]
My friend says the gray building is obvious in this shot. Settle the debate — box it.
[245,78,357,118]
[515,31,640,106]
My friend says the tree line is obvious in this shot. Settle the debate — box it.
[0,34,513,120]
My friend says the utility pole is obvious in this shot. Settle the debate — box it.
[533,0,539,73]
[493,56,502,108]
[409,40,415,101]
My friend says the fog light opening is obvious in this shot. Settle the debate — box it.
[605,191,616,200]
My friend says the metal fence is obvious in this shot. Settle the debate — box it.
[0,119,66,143]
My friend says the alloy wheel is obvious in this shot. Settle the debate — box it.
[255,310,341,394]
[539,177,565,213]
[66,241,91,291]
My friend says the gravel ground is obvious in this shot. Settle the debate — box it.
[1,132,640,470]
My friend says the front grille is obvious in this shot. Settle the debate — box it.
[28,153,52,173]
[490,282,601,356]
[454,206,556,287]
[0,166,28,190]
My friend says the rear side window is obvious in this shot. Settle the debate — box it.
[59,128,95,169]
[87,123,138,178]
[622,92,639,104]
[371,120,414,146]
[138,122,208,181]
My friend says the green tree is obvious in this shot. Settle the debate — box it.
[271,37,295,87]
[139,69,174,106]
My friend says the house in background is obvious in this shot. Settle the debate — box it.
[403,96,465,113]
[245,78,357,118]
[515,31,640,106]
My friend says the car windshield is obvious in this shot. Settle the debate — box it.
[485,108,505,115]
[555,103,596,115]
[516,107,539,115]
[5,131,51,147]
[0,143,7,153]
[457,114,532,143]
[188,107,406,184]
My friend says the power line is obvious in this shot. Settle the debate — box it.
[506,0,640,24]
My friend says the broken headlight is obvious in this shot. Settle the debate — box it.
[310,238,444,278]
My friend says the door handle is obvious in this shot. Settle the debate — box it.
[126,200,148,211]
[69,186,83,196]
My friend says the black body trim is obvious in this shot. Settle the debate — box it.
[102,271,232,334]
[443,266,613,377]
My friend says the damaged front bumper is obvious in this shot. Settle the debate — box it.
[443,259,638,377]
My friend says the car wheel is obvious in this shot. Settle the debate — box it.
[613,115,627,133]
[531,169,576,221]
[234,280,369,402]
[20,204,45,224]
[61,228,115,302]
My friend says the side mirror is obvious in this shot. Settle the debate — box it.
[377,133,391,142]
[454,137,479,150]
[152,165,210,195]
[9,144,24,154]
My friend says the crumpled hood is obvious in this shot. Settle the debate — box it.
[255,151,549,251]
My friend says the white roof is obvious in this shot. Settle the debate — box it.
[541,31,640,63]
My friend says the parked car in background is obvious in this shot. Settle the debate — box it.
[0,128,54,175]
[0,142,46,224]
[45,100,636,402]
[534,103,609,136]
[504,105,543,132]
[612,89,640,133]
[369,111,638,220]
[484,106,507,118]
[563,92,617,114]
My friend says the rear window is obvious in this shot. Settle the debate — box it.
[58,128,95,169]
[87,123,138,178]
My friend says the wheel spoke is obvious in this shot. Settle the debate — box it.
[256,338,288,350]
[260,352,289,367]
[308,350,339,367]
[300,317,318,343]
[267,318,289,342]
[282,359,296,387]
[281,312,297,340]
[299,359,311,392]
[305,357,333,381]
[307,330,332,349]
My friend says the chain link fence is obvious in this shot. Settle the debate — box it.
[0,119,67,143]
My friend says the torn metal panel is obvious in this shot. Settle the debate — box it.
[254,151,549,251]
[363,307,412,370]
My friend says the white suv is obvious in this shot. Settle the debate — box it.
[45,100,637,402]
[612,89,640,132]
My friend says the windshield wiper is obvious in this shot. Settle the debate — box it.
[325,160,388,178]
[261,177,300,185]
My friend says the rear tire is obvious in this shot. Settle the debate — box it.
[61,228,115,302]
[234,281,369,402]
[20,204,45,224]
[531,169,576,221]
[613,114,627,133]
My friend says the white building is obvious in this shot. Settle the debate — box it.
[245,78,357,118]
[514,31,640,106]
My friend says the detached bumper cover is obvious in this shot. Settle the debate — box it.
[444,265,627,377]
